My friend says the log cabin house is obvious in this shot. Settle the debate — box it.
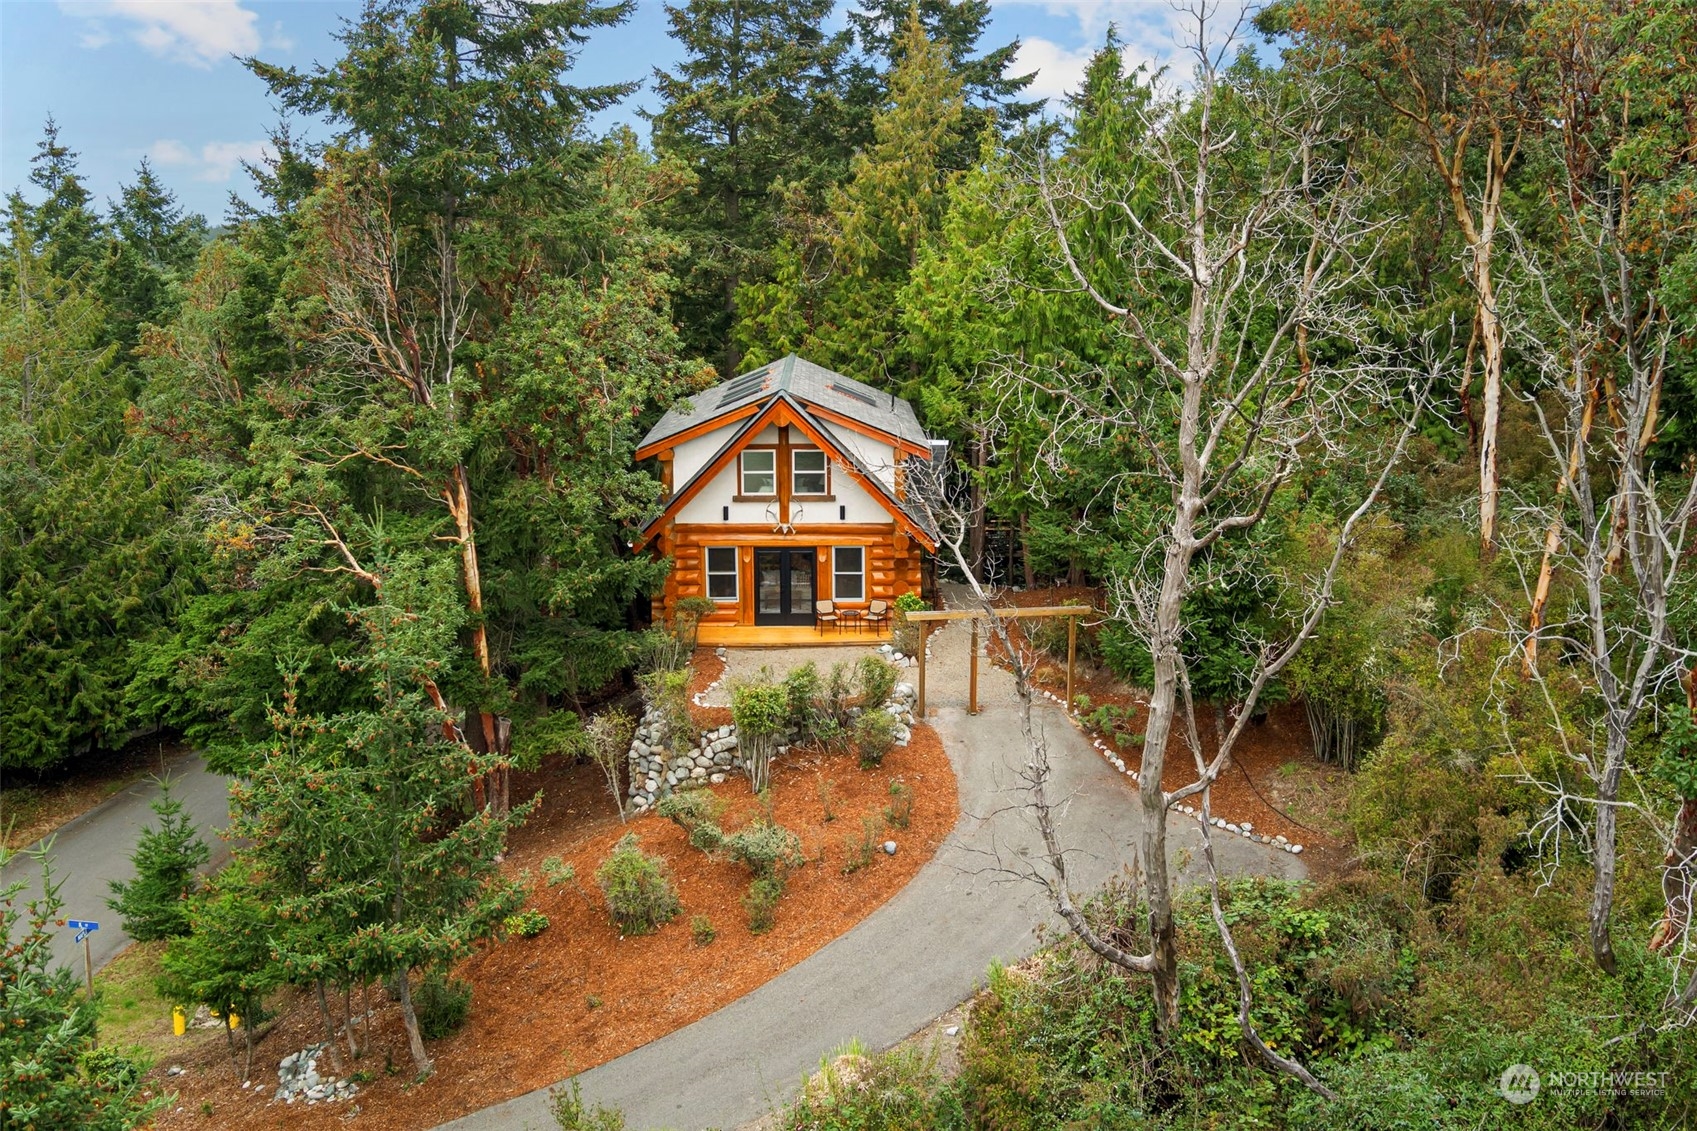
[635,355,939,645]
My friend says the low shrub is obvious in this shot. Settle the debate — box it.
[842,815,879,874]
[745,875,785,934]
[541,857,576,887]
[414,968,472,1039]
[82,1046,146,1091]
[892,593,927,655]
[779,1042,962,1130]
[595,834,681,936]
[855,654,900,712]
[690,914,716,946]
[853,710,900,769]
[656,790,725,836]
[549,1079,627,1131]
[884,781,913,829]
[817,773,839,822]
[722,818,805,883]
[503,908,551,938]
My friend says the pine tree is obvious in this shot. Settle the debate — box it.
[23,117,104,278]
[106,781,210,942]
[845,0,1038,166]
[650,0,852,372]
[1,851,165,1129]
[740,10,961,386]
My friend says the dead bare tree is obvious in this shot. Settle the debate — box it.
[1499,191,1697,979]
[974,3,1423,1047]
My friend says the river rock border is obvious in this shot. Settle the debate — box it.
[1032,686,1305,856]
[627,683,919,812]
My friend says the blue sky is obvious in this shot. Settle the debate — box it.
[2,1,1222,223]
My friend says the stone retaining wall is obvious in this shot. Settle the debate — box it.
[626,683,918,812]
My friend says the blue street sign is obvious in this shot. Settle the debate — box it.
[66,919,99,931]
[75,930,92,943]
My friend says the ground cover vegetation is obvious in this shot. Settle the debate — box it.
[8,0,1697,1122]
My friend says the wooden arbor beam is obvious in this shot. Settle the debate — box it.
[904,606,1091,717]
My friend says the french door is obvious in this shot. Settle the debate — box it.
[753,548,816,626]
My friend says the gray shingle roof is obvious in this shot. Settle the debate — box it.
[639,354,929,452]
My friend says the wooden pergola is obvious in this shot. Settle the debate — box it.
[903,605,1092,716]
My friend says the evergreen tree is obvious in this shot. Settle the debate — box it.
[213,561,529,1076]
[739,10,961,387]
[846,0,1038,166]
[106,781,211,942]
[1,851,164,1130]
[1,222,192,772]
[650,0,852,372]
[22,117,104,278]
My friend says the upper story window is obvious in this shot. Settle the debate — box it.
[793,449,829,496]
[739,449,776,495]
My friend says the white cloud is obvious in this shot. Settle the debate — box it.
[999,1,1261,107]
[61,1,262,68]
[1012,37,1100,105]
[196,139,270,182]
[150,138,271,182]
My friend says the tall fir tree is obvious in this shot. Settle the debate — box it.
[738,9,961,388]
[650,0,853,373]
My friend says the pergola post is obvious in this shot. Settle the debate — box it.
[1066,616,1077,712]
[917,621,931,717]
[969,618,979,716]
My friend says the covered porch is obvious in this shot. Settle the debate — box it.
[697,619,893,648]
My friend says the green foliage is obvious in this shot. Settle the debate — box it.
[841,815,879,874]
[852,710,899,769]
[721,818,805,883]
[855,654,900,712]
[413,969,473,1040]
[777,1042,963,1130]
[503,909,551,939]
[595,834,681,936]
[732,680,790,738]
[106,780,210,942]
[883,781,913,829]
[542,857,576,887]
[0,850,166,1131]
[671,596,717,652]
[549,1078,627,1131]
[656,789,726,837]
[744,874,786,934]
[155,862,281,1037]
[641,667,693,755]
[1655,704,1697,798]
[690,914,716,947]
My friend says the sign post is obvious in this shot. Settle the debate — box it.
[67,920,100,1002]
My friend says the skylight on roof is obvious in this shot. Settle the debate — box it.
[829,382,878,406]
[719,373,768,404]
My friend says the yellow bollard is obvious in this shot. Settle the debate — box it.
[172,1007,186,1037]
[228,1012,240,1029]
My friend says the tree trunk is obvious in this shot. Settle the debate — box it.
[445,463,505,813]
[1526,377,1597,675]
[1020,511,1036,589]
[1475,252,1504,557]
[1588,718,1628,975]
[314,980,347,1075]
[967,433,986,578]
[395,971,434,1076]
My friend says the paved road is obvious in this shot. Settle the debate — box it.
[1,751,231,976]
[439,609,1305,1131]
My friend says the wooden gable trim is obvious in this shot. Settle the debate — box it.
[637,394,935,551]
[634,400,762,461]
[764,400,937,551]
[805,403,931,459]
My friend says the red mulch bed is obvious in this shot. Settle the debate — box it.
[686,647,731,730]
[147,726,956,1131]
[984,586,1337,853]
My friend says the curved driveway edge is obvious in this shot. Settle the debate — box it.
[437,616,1305,1131]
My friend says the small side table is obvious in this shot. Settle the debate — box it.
[840,608,865,634]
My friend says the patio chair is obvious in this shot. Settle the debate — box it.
[815,599,840,632]
[863,599,890,634]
